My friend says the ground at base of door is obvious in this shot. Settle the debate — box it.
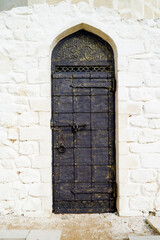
[0,213,159,240]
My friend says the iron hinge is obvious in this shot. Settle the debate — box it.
[113,182,117,198]
[112,78,116,92]
[50,119,54,130]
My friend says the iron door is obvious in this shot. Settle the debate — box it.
[51,30,116,213]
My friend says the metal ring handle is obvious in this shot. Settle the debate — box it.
[57,144,66,154]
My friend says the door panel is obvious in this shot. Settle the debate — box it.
[51,30,116,214]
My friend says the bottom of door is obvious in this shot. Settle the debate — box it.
[54,200,116,214]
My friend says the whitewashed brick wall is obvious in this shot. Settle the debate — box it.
[0,2,160,217]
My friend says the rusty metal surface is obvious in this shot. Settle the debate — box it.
[51,30,116,214]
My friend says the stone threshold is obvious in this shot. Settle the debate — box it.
[0,230,61,240]
[147,217,160,235]
[129,236,160,240]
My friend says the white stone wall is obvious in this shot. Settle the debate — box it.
[1,0,160,19]
[0,2,160,217]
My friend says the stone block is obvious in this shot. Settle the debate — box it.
[38,57,50,70]
[28,69,49,84]
[13,29,25,41]
[145,74,160,87]
[0,184,13,200]
[19,141,38,155]
[144,101,160,114]
[119,102,142,114]
[1,159,15,169]
[0,73,14,84]
[155,196,160,211]
[158,173,160,185]
[0,129,7,140]
[156,88,160,99]
[129,103,142,114]
[147,217,160,234]
[118,142,129,155]
[0,230,29,239]
[22,198,41,211]
[14,58,38,72]
[141,154,160,168]
[118,87,129,100]
[94,0,113,8]
[130,88,154,101]
[27,230,61,240]
[0,54,12,75]
[117,56,128,71]
[119,128,137,142]
[119,183,140,196]
[12,71,26,83]
[130,169,156,183]
[18,112,39,127]
[40,84,50,97]
[30,98,50,111]
[119,155,140,168]
[118,169,129,183]
[40,168,51,183]
[149,119,160,129]
[40,140,52,155]
[130,116,148,128]
[4,15,29,29]
[118,114,128,129]
[118,196,129,213]
[142,183,158,197]
[116,22,141,39]
[129,236,160,240]
[8,128,18,140]
[46,0,63,5]
[118,0,130,10]
[129,197,150,211]
[118,72,143,87]
[71,0,89,4]
[29,183,51,197]
[32,155,51,169]
[0,103,29,113]
[19,169,40,183]
[119,210,142,217]
[15,156,31,168]
[0,167,18,183]
[130,143,160,153]
[41,197,52,211]
[138,129,159,144]
[0,146,18,159]
[128,60,151,73]
[144,3,154,18]
[39,112,50,126]
[119,129,128,142]
[20,126,51,140]
[118,39,145,55]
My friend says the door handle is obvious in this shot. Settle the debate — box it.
[57,143,66,154]
[72,123,86,133]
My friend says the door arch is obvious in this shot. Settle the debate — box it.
[51,30,116,213]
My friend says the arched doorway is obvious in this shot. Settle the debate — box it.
[51,30,116,213]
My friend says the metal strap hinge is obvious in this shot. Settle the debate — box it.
[112,78,116,92]
[50,119,54,130]
[113,182,117,197]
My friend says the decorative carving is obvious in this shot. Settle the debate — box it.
[52,30,114,64]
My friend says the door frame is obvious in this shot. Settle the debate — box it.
[50,26,118,214]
